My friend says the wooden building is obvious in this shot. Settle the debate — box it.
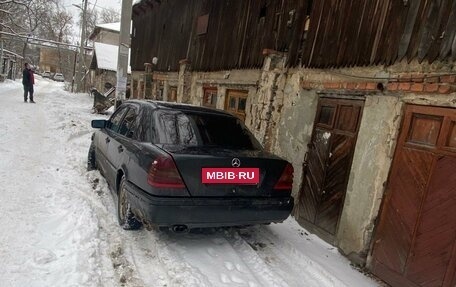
[1,49,23,81]
[88,22,121,46]
[88,22,131,93]
[130,1,456,286]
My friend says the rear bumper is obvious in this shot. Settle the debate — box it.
[125,181,294,228]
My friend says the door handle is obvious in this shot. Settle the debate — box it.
[105,137,110,144]
[118,145,124,153]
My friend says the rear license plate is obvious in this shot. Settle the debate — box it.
[202,168,260,184]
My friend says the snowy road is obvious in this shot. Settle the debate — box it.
[0,78,379,287]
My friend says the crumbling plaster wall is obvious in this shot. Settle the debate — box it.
[129,58,456,264]
[271,70,318,198]
[337,95,403,263]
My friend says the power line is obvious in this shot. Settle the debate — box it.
[0,31,93,51]
[64,1,120,13]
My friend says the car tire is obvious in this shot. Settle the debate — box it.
[117,176,142,230]
[87,142,97,171]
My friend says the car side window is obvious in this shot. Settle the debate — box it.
[106,106,127,132]
[118,107,138,138]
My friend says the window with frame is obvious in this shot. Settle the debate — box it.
[203,88,217,108]
[225,90,248,122]
[196,14,209,35]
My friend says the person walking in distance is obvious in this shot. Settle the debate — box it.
[22,63,35,103]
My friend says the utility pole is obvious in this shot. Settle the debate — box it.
[75,0,88,92]
[115,0,132,107]
[0,39,4,74]
[71,48,78,93]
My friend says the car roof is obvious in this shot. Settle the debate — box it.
[124,100,235,117]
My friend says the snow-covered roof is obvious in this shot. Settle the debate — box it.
[89,22,120,40]
[93,42,131,74]
[95,22,120,32]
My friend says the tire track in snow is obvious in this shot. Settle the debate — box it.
[138,229,289,287]
[236,226,341,287]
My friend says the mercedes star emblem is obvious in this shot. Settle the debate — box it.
[231,158,241,167]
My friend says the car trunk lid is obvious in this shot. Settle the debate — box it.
[160,145,289,197]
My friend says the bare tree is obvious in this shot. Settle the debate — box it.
[0,0,29,34]
[79,8,98,46]
[0,0,57,62]
[21,0,54,59]
[1,0,76,78]
[99,7,120,24]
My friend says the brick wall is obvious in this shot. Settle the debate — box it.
[301,73,456,95]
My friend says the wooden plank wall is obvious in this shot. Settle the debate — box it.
[131,0,309,71]
[132,0,456,72]
[302,0,456,68]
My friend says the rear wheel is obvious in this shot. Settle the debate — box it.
[87,142,97,171]
[117,176,142,230]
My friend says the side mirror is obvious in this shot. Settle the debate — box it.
[91,119,107,129]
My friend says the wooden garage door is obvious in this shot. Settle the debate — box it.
[297,98,364,239]
[370,105,456,287]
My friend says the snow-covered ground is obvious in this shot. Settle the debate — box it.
[0,78,380,287]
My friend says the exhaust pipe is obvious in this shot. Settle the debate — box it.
[171,225,189,234]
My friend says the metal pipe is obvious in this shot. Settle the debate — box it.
[0,31,92,50]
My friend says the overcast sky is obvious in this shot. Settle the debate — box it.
[61,0,122,43]
[63,0,122,15]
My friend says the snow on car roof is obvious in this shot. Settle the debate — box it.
[93,42,131,74]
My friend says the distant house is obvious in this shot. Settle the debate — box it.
[38,47,76,82]
[89,42,131,92]
[88,22,121,46]
[39,48,59,73]
[131,1,456,287]
[88,22,130,93]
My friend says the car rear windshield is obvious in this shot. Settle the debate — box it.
[155,110,261,150]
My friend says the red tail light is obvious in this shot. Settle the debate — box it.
[147,155,186,188]
[274,163,294,190]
